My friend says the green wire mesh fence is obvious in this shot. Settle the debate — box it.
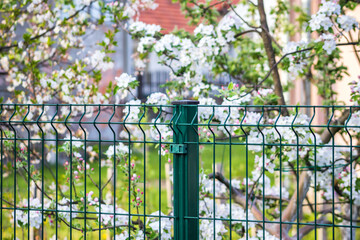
[1,102,360,239]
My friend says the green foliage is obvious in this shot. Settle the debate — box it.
[253,91,279,105]
[313,48,348,105]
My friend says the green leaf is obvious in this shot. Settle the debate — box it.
[356,178,360,191]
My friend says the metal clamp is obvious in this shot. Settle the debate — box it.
[170,144,187,154]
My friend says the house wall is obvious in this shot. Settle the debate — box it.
[334,6,360,105]
[289,1,360,107]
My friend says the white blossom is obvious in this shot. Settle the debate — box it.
[198,97,217,120]
[123,99,142,122]
[0,57,9,71]
[225,31,236,42]
[146,92,169,105]
[149,122,173,142]
[309,13,332,31]
[320,33,337,54]
[256,88,273,97]
[200,174,227,196]
[63,136,84,149]
[12,199,43,229]
[200,219,227,240]
[147,211,172,239]
[79,0,92,6]
[283,41,309,79]
[85,50,114,71]
[347,111,360,133]
[115,231,129,240]
[137,36,156,53]
[96,204,128,226]
[217,15,242,32]
[154,34,181,52]
[146,24,162,36]
[194,23,215,36]
[58,198,78,222]
[337,15,358,32]
[319,0,341,16]
[105,142,130,159]
[115,73,136,89]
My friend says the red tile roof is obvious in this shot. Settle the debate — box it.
[139,0,196,33]
[138,0,240,33]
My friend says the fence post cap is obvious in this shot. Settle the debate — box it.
[171,100,199,105]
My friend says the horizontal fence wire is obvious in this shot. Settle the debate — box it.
[1,103,360,239]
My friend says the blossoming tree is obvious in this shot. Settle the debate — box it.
[1,0,360,239]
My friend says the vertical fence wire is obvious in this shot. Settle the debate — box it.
[0,105,2,240]
[241,105,249,240]
[9,105,17,240]
[345,106,353,240]
[309,106,317,240]
[79,105,87,239]
[0,104,3,240]
[274,106,282,239]
[23,105,30,240]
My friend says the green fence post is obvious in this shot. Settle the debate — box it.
[171,100,199,240]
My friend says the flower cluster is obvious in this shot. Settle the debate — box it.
[12,199,44,229]
[12,198,78,229]
[150,123,173,142]
[308,0,359,55]
[146,92,169,105]
[309,1,340,31]
[115,73,137,89]
[57,198,79,222]
[105,143,131,160]
[129,9,243,97]
[239,231,280,240]
[349,76,360,104]
[129,21,161,36]
[123,99,142,122]
[96,204,129,227]
[85,50,114,71]
[147,211,172,239]
[199,197,256,239]
[283,41,309,79]
[347,111,360,133]
[320,33,337,55]
[337,15,359,31]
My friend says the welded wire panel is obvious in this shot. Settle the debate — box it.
[1,103,360,240]
[194,105,360,240]
[0,104,174,239]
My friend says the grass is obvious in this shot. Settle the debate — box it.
[200,142,254,178]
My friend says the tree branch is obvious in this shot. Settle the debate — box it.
[209,172,292,239]
[294,217,331,239]
[228,3,260,30]
[0,2,94,52]
[239,41,359,99]
[281,171,312,233]
[320,109,352,143]
[348,31,360,65]
[234,29,260,38]
[256,1,286,112]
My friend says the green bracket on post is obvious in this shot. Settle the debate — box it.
[172,100,199,240]
[170,144,187,154]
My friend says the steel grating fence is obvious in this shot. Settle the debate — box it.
[0,102,360,239]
